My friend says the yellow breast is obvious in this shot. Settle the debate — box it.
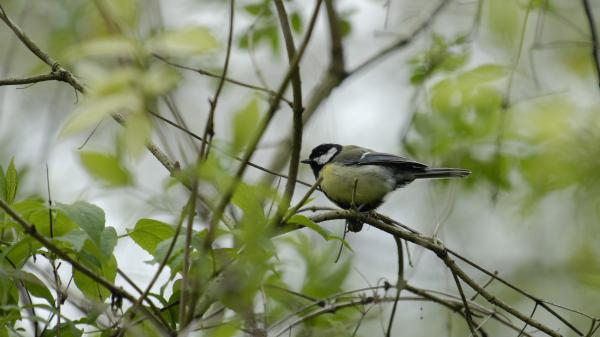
[319,163,395,209]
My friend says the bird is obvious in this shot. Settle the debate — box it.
[301,143,470,232]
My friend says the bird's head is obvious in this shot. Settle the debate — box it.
[301,143,342,178]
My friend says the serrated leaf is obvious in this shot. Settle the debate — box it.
[147,27,219,57]
[18,271,54,305]
[129,218,175,254]
[232,99,260,152]
[122,112,152,158]
[5,158,18,204]
[79,151,132,187]
[58,201,105,247]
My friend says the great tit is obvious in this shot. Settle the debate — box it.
[301,143,470,232]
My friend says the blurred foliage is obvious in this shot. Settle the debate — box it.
[1,0,600,336]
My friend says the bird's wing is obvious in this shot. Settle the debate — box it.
[340,152,427,170]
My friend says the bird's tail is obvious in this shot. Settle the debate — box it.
[414,168,471,179]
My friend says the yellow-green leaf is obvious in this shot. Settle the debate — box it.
[147,27,219,56]
[129,218,175,254]
[232,99,260,152]
[79,151,132,187]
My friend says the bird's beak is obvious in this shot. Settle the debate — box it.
[300,159,312,164]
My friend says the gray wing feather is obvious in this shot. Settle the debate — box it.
[341,152,427,170]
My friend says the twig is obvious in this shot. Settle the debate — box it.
[348,0,450,75]
[149,111,313,187]
[180,180,199,326]
[205,0,324,247]
[282,177,323,224]
[0,73,72,87]
[385,236,404,337]
[199,0,235,159]
[153,55,293,107]
[114,203,188,336]
[582,0,600,89]
[308,210,570,337]
[449,269,479,337]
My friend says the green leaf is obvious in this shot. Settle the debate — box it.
[67,36,138,61]
[142,64,181,96]
[122,112,153,158]
[61,91,143,136]
[232,99,260,152]
[79,151,132,187]
[58,201,106,247]
[129,218,175,254]
[147,27,219,57]
[0,165,5,202]
[18,271,54,305]
[290,12,303,33]
[100,227,118,260]
[41,322,83,337]
[73,248,117,301]
[3,237,41,268]
[4,158,18,204]
[459,64,507,83]
[287,215,352,250]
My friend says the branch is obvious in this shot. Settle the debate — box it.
[0,72,71,87]
[582,0,600,89]
[205,0,324,246]
[385,236,404,337]
[449,268,479,337]
[271,0,305,226]
[149,111,313,187]
[153,55,294,106]
[309,210,576,337]
[199,0,235,159]
[0,199,171,336]
[348,0,450,75]
[261,0,447,186]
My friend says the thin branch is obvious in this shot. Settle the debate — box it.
[0,73,71,87]
[281,177,323,225]
[0,199,171,336]
[349,0,450,75]
[385,236,404,337]
[272,0,305,226]
[149,111,314,187]
[449,269,479,337]
[261,0,446,187]
[153,54,294,107]
[0,5,83,92]
[199,0,235,159]
[308,210,572,337]
[180,180,198,326]
[205,0,324,246]
[582,0,600,89]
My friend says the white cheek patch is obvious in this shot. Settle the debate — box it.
[315,147,339,165]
